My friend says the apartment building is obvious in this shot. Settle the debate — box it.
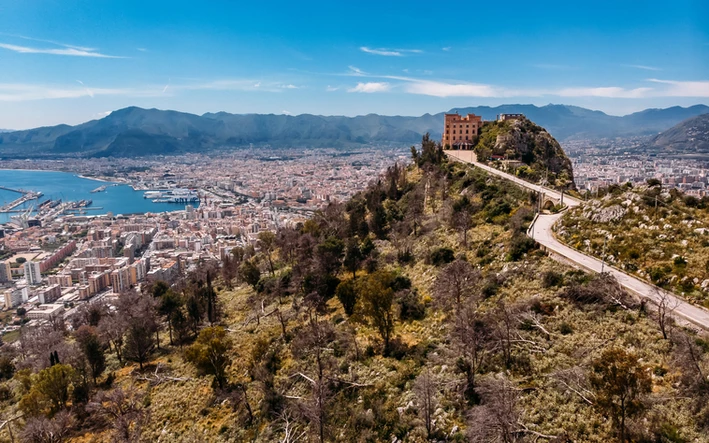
[24,261,42,285]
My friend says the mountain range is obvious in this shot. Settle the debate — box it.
[0,104,707,158]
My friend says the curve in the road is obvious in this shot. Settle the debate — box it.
[445,150,709,330]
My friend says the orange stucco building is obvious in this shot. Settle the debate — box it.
[442,113,482,149]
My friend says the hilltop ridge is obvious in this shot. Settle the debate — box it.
[0,104,707,159]
[471,117,575,189]
[650,113,709,155]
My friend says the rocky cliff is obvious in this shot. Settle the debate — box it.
[474,117,575,189]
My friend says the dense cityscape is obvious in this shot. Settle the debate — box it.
[0,147,407,336]
[565,137,709,196]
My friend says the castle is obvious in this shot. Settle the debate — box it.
[442,112,524,149]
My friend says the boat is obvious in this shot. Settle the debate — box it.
[90,185,107,193]
[145,189,199,203]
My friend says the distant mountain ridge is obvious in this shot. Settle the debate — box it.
[0,104,707,158]
[650,113,709,154]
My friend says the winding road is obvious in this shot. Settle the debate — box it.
[446,150,709,330]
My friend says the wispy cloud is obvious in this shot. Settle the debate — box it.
[0,42,124,58]
[282,110,292,115]
[347,66,366,76]
[326,85,339,92]
[623,64,661,71]
[646,79,709,97]
[0,83,157,101]
[442,47,452,52]
[402,79,499,97]
[137,47,148,52]
[348,82,391,93]
[0,33,96,52]
[344,68,709,99]
[554,86,653,98]
[359,46,422,57]
[0,76,304,102]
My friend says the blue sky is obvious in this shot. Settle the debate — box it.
[0,0,707,129]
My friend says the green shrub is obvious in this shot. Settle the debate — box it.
[430,247,455,266]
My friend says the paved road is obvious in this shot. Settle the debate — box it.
[446,150,709,330]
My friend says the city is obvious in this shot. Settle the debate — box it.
[0,147,407,338]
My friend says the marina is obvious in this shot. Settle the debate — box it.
[144,189,200,203]
[0,170,199,223]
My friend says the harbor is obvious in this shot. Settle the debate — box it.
[0,170,199,224]
[143,189,200,203]
[0,186,43,213]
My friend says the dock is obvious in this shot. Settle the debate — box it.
[0,186,24,194]
[0,191,43,213]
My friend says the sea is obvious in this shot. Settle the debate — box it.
[0,169,198,223]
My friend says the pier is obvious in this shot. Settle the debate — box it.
[0,186,24,194]
[0,191,43,213]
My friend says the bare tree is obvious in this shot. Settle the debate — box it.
[98,310,127,365]
[467,374,521,443]
[451,303,493,403]
[19,410,73,443]
[655,289,679,340]
[87,386,148,443]
[291,317,337,443]
[275,409,307,443]
[434,259,481,312]
[414,368,439,437]
[551,367,595,405]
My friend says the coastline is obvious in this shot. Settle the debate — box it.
[0,168,120,185]
[77,175,117,184]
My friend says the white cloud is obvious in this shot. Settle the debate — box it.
[402,80,499,97]
[282,110,292,115]
[359,46,422,57]
[0,33,96,52]
[360,47,402,56]
[348,82,391,93]
[137,48,148,52]
[555,86,653,98]
[646,79,709,97]
[442,47,451,52]
[280,84,299,89]
[0,83,156,101]
[0,42,123,58]
[326,85,339,92]
[623,64,661,71]
[347,66,365,76]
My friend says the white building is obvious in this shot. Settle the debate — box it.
[24,261,42,285]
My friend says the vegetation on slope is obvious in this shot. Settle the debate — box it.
[471,118,575,189]
[558,180,709,306]
[2,136,709,442]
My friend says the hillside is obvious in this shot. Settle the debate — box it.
[650,113,709,155]
[2,138,709,442]
[558,181,709,305]
[472,117,575,189]
[0,104,707,158]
